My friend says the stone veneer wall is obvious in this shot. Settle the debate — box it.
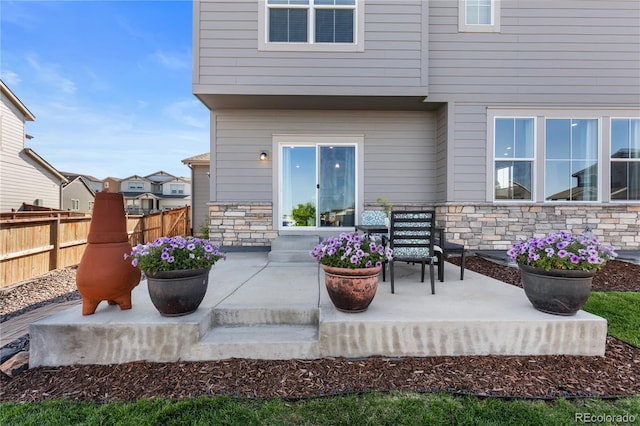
[211,202,640,251]
[434,204,640,251]
[208,202,278,247]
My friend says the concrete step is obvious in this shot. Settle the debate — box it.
[213,306,318,326]
[270,235,320,251]
[268,249,316,263]
[268,236,320,263]
[187,324,320,360]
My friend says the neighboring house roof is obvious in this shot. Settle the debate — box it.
[0,80,35,121]
[23,148,68,184]
[163,177,191,184]
[63,175,96,196]
[160,194,191,200]
[61,171,102,183]
[145,170,177,183]
[121,192,163,200]
[120,174,154,182]
[182,152,210,166]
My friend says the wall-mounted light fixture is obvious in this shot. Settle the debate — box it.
[259,151,269,161]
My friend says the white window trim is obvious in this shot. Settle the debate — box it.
[272,134,364,232]
[459,0,500,33]
[487,108,640,204]
[491,116,537,203]
[258,0,365,52]
[610,117,640,203]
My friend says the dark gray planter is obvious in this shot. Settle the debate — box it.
[146,268,210,316]
[518,264,595,316]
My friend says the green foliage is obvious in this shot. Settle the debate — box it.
[375,197,393,217]
[583,291,640,347]
[198,219,210,239]
[292,202,316,226]
[127,236,225,275]
[2,394,639,426]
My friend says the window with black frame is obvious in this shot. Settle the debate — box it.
[267,0,356,44]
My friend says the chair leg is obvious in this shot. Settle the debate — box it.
[390,261,395,294]
[429,262,435,294]
[420,262,425,283]
[436,252,444,282]
[460,251,466,280]
[382,261,386,282]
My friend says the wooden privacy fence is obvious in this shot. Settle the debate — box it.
[0,206,191,288]
[128,206,191,247]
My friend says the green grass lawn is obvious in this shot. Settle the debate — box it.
[583,291,640,347]
[1,393,639,426]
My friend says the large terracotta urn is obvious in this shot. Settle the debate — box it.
[76,192,141,315]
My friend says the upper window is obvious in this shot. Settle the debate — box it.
[459,0,500,32]
[71,199,79,211]
[494,118,534,200]
[545,119,599,201]
[128,182,144,190]
[610,118,640,201]
[170,184,185,195]
[260,0,364,52]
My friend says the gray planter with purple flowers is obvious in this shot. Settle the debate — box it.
[518,264,594,316]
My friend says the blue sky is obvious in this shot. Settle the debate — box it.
[1,0,209,179]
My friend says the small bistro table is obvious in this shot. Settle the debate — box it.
[354,224,389,238]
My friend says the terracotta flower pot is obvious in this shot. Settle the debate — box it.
[321,264,380,313]
[76,192,141,315]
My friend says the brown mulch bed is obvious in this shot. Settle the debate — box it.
[448,256,640,292]
[1,259,639,403]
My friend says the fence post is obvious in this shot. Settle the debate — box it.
[52,214,61,270]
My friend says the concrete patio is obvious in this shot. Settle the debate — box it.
[29,252,607,367]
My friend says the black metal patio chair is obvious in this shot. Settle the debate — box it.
[388,210,439,294]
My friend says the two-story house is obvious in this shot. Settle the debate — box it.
[182,152,211,236]
[119,171,191,214]
[61,173,96,213]
[1,80,68,211]
[193,0,640,250]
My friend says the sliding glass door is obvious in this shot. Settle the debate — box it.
[281,144,356,228]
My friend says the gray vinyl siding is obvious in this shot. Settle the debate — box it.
[434,103,448,203]
[191,165,211,235]
[428,0,640,105]
[62,179,94,212]
[428,0,640,202]
[194,0,428,96]
[1,95,61,211]
[1,152,62,211]
[213,110,436,204]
